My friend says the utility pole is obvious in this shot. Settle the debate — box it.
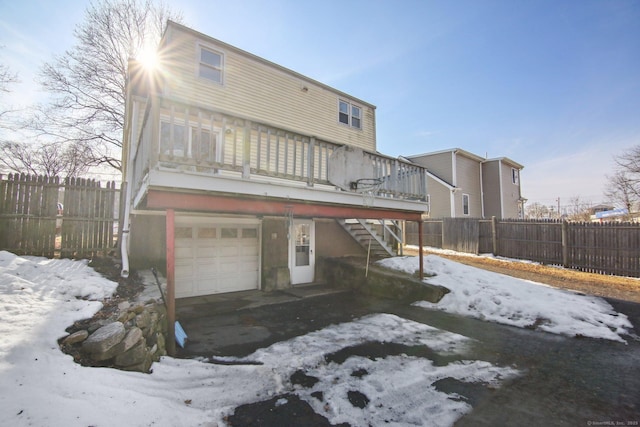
[556,198,561,218]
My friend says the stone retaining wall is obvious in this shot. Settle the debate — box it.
[319,256,449,303]
[59,278,168,373]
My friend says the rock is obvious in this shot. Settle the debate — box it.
[118,327,143,353]
[114,340,147,367]
[82,322,126,355]
[120,352,153,372]
[117,311,136,323]
[131,304,145,314]
[135,311,152,329]
[155,332,166,354]
[117,301,131,311]
[62,330,89,345]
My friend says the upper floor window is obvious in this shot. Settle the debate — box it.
[338,100,362,129]
[199,46,223,84]
[462,194,470,216]
[512,168,519,185]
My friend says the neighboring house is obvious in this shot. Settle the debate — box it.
[120,21,428,304]
[406,148,525,219]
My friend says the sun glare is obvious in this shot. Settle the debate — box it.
[137,45,159,71]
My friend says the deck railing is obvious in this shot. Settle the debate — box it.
[129,95,427,202]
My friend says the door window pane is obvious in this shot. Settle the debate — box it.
[295,223,310,266]
[193,128,216,162]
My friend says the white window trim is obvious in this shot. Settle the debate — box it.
[512,168,520,185]
[197,43,224,85]
[462,193,470,216]
[338,99,363,130]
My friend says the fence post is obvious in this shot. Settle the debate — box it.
[561,220,569,267]
[418,220,424,280]
[491,216,498,255]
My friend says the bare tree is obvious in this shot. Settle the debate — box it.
[566,196,593,221]
[525,202,551,219]
[604,170,638,214]
[0,140,92,177]
[0,55,20,129]
[30,0,182,171]
[0,66,18,93]
[608,145,640,208]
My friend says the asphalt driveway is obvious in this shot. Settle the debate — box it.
[175,288,640,426]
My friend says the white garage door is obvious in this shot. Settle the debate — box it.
[174,218,260,298]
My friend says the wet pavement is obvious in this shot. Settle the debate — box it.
[175,286,640,426]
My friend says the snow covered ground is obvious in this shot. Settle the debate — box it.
[378,254,633,343]
[0,250,634,426]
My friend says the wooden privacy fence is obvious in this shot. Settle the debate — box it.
[0,173,118,258]
[406,218,640,278]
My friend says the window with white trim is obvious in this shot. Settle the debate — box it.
[462,194,470,216]
[512,168,520,185]
[338,99,362,129]
[160,120,219,162]
[199,45,223,84]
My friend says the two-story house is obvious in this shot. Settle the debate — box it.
[120,20,429,328]
[406,148,525,219]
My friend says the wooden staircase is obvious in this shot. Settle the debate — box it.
[337,219,397,259]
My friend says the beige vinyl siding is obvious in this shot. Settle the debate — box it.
[455,155,482,216]
[409,152,454,184]
[161,24,376,152]
[426,176,452,218]
[482,162,501,218]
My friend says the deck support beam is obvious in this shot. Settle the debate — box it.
[418,219,424,280]
[147,190,424,222]
[165,208,176,356]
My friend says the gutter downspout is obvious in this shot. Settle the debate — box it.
[120,184,132,277]
[498,159,504,219]
[480,162,485,218]
[451,151,457,217]
[120,102,139,278]
[120,59,139,278]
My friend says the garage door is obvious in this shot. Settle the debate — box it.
[174,218,260,298]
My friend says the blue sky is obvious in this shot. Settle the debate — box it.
[1,0,639,209]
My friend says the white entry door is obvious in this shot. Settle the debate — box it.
[289,219,315,285]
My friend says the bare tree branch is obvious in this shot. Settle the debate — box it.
[605,147,640,215]
[26,0,182,172]
[0,140,92,178]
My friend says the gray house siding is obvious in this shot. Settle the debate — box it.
[455,154,482,216]
[482,161,502,218]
